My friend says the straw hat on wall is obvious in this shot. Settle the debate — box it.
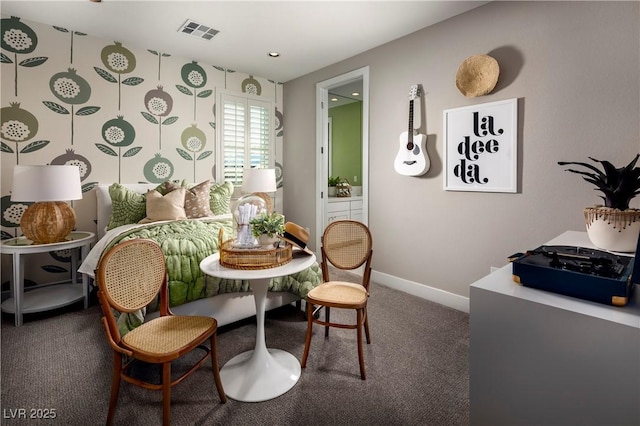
[455,54,500,97]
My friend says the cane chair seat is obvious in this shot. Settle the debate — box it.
[306,281,368,308]
[96,239,226,426]
[122,316,217,360]
[301,220,373,380]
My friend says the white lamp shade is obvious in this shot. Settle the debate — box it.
[11,165,83,202]
[242,168,277,194]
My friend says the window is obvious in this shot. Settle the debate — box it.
[217,90,274,188]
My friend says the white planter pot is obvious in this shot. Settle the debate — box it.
[328,187,337,197]
[258,234,278,249]
[584,207,640,252]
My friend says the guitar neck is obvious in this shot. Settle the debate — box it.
[408,99,414,135]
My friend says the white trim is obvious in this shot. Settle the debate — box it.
[371,270,470,313]
[315,84,326,251]
[315,66,370,251]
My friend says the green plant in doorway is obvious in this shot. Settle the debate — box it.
[328,176,340,187]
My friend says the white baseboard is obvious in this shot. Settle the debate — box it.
[371,270,470,314]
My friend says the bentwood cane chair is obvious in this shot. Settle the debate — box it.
[301,220,373,379]
[96,239,226,426]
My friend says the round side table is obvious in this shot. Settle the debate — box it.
[1,231,96,326]
[200,249,316,402]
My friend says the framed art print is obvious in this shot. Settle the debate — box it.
[443,98,518,192]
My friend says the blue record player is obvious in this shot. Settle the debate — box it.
[511,234,639,306]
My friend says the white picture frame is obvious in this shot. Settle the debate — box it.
[443,98,518,193]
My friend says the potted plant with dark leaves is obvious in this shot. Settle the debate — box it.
[558,154,640,252]
[249,211,285,248]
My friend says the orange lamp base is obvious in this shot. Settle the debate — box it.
[20,201,76,244]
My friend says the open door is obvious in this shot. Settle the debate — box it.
[315,66,370,247]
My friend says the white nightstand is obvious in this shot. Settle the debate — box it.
[1,231,96,326]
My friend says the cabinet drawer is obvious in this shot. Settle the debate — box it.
[351,200,363,210]
[327,212,350,223]
[327,201,350,213]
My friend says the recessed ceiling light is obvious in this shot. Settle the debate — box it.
[352,92,360,96]
[267,52,280,58]
[330,97,339,102]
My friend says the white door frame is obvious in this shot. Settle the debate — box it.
[315,66,370,248]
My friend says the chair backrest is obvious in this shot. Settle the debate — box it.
[97,239,167,313]
[321,220,373,285]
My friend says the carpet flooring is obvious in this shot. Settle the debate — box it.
[1,277,469,425]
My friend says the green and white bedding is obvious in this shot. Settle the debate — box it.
[101,217,322,305]
[80,217,322,334]
[81,180,322,334]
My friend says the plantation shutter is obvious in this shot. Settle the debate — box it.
[219,92,273,187]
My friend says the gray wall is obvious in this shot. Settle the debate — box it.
[283,1,640,300]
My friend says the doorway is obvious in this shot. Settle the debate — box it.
[315,66,370,247]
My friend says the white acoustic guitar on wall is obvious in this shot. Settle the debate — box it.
[394,84,430,176]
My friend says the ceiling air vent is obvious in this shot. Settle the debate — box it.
[178,19,219,40]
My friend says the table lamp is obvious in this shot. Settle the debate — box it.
[242,167,277,209]
[233,168,277,246]
[11,165,83,244]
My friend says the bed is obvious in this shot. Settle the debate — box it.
[78,181,322,334]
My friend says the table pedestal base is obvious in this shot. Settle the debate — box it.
[199,256,317,402]
[220,348,301,402]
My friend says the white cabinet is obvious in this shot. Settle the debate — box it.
[351,200,363,222]
[470,231,640,426]
[326,201,349,223]
[326,197,363,224]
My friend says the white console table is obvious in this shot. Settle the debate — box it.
[470,231,640,426]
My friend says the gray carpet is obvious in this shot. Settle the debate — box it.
[1,276,469,425]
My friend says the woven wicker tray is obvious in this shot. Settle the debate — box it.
[218,229,292,270]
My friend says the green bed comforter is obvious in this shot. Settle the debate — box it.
[104,218,322,334]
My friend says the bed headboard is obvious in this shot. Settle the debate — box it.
[95,183,156,240]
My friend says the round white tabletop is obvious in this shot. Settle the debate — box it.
[200,249,316,281]
[200,249,316,402]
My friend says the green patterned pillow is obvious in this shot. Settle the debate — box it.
[210,181,234,215]
[106,183,147,230]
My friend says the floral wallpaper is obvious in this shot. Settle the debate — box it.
[0,15,284,290]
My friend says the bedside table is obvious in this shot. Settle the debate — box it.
[1,231,96,326]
